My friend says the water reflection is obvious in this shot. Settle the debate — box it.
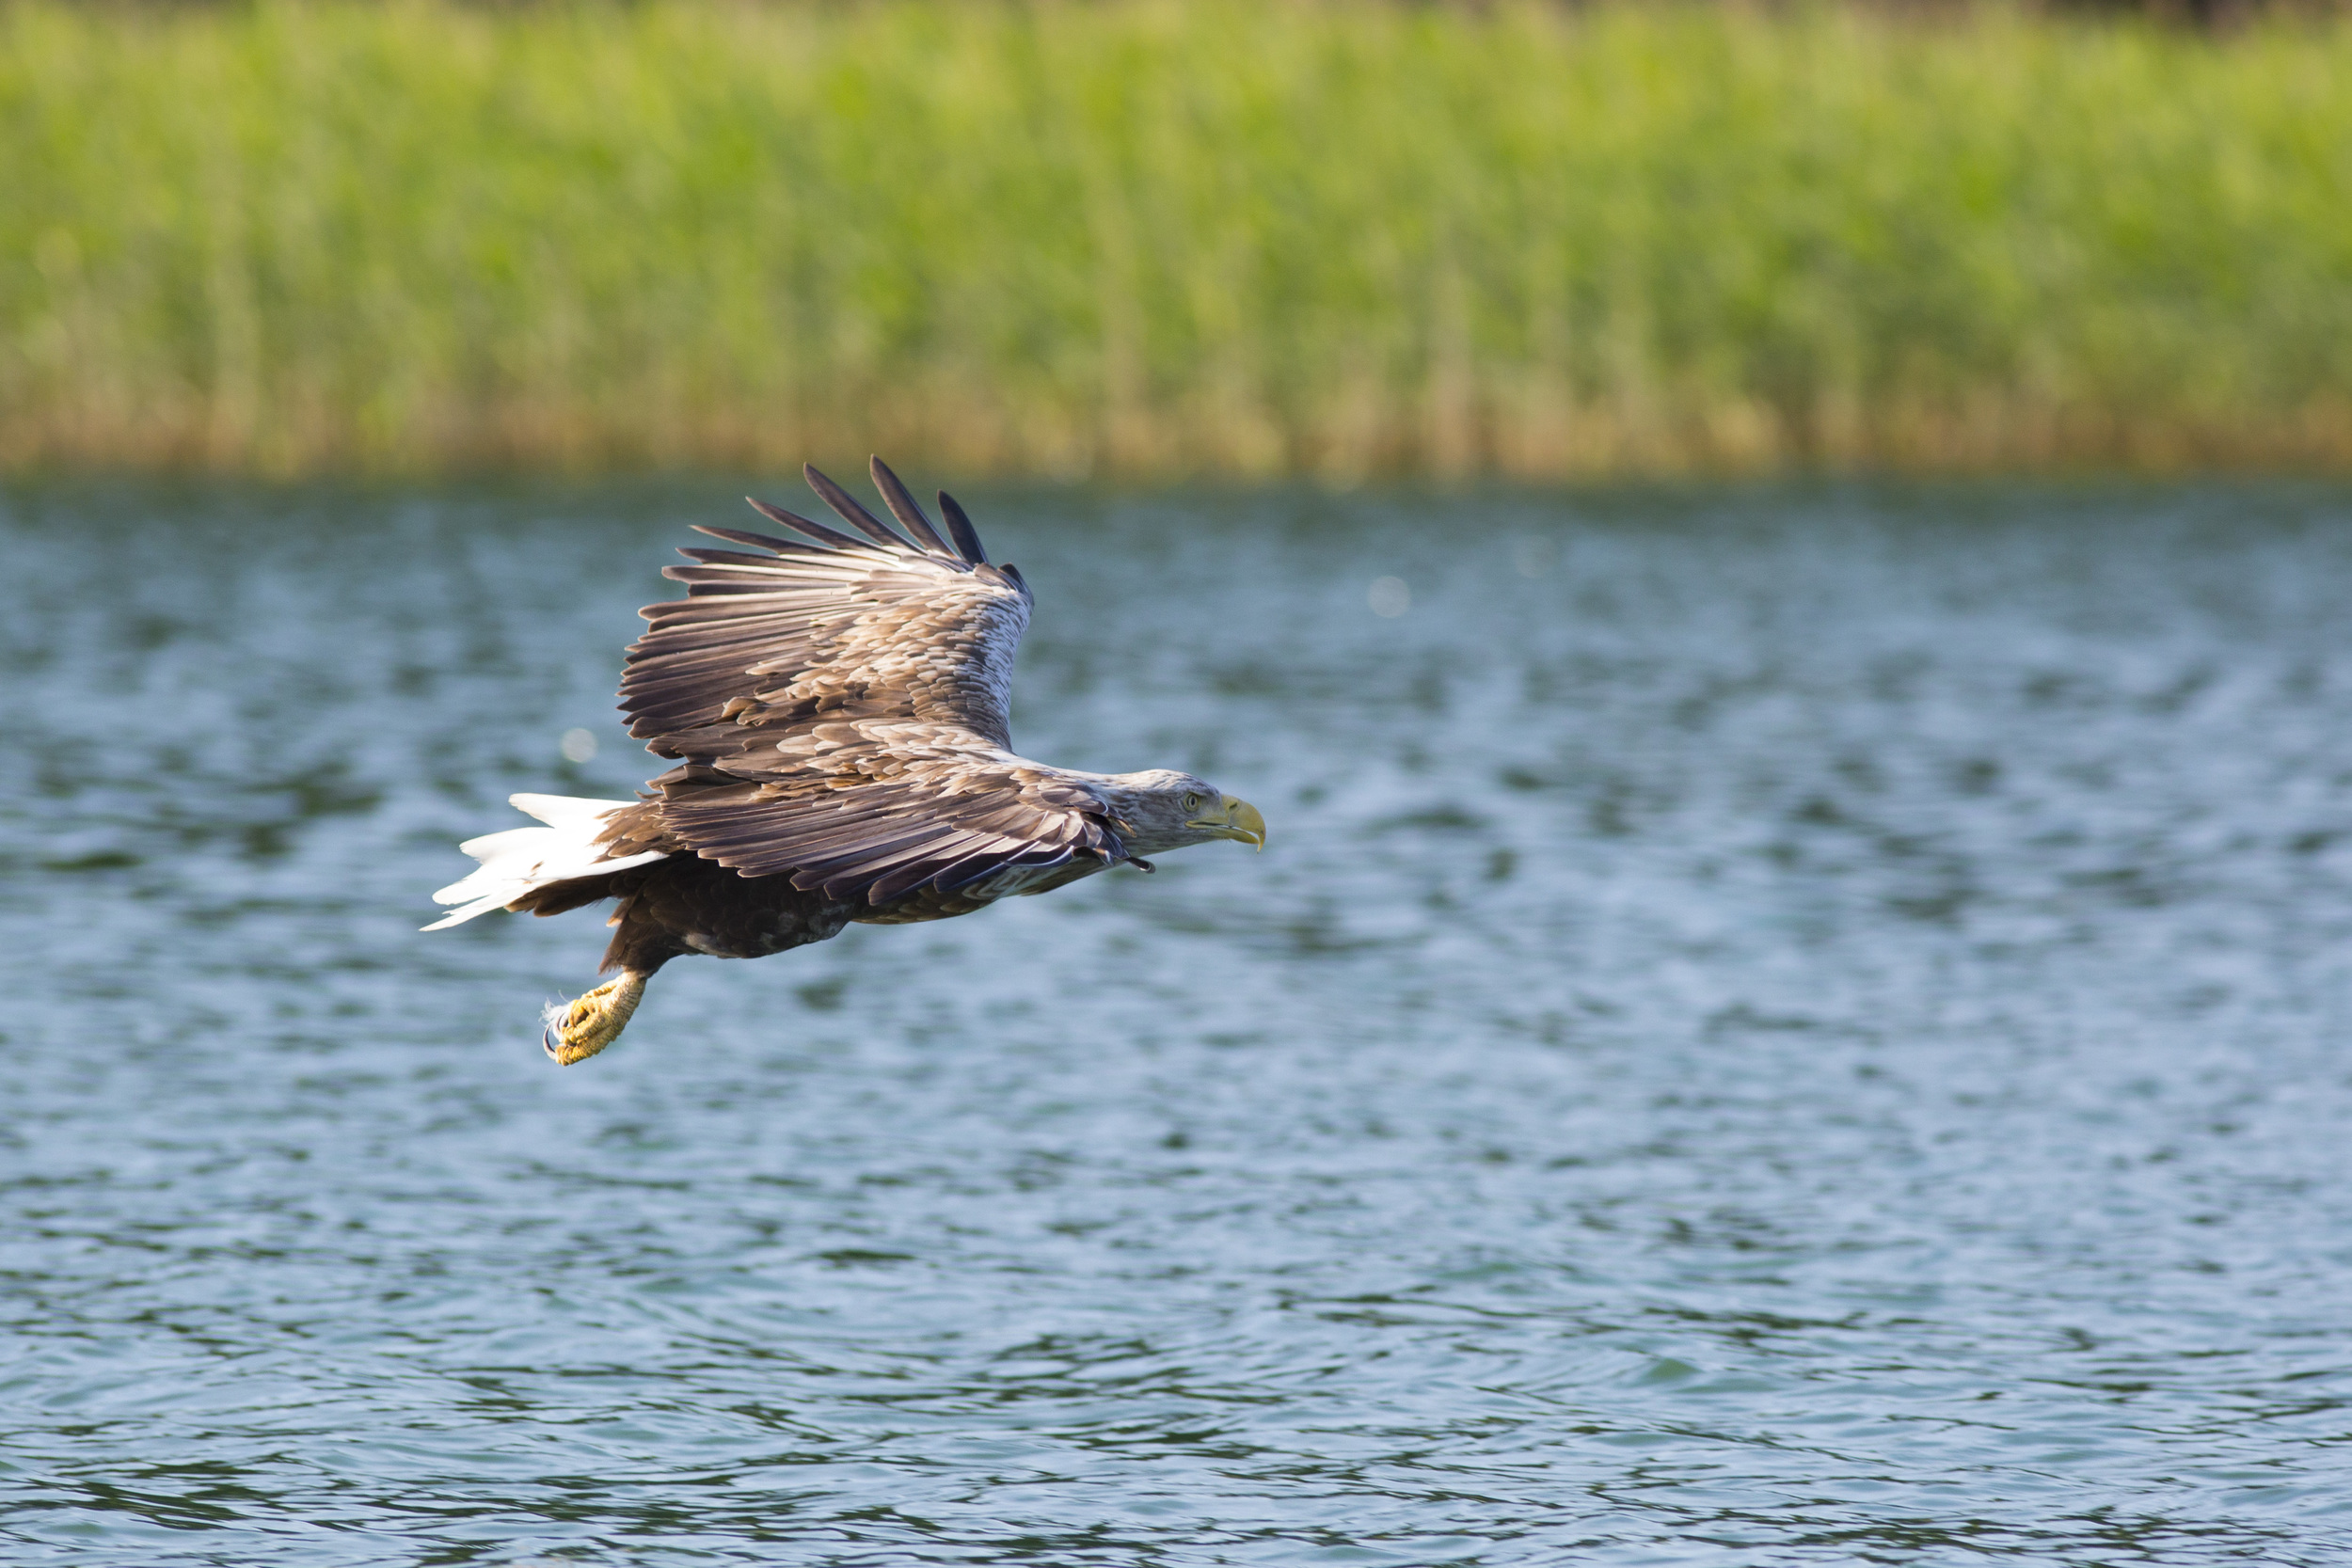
[5,480,2352,1565]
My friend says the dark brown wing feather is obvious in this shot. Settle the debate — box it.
[866,455,961,560]
[936,491,989,564]
[618,467,1126,906]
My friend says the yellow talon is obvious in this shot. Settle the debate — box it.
[542,970,646,1065]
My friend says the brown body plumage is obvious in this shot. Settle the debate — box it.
[425,460,1264,1063]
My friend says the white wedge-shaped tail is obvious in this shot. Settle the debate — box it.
[421,794,669,931]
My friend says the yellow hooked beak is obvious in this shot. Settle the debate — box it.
[1189,796,1267,851]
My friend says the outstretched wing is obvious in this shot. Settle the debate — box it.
[617,460,1126,904]
[622,458,1030,764]
[644,759,1124,905]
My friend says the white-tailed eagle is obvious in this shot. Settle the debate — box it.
[425,460,1266,1063]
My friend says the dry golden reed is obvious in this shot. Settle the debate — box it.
[5,1,2351,477]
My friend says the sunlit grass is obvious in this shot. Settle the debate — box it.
[4,0,2349,476]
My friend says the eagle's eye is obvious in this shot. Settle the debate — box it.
[1182,791,1202,813]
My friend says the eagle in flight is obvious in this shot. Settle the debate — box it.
[425,459,1266,1064]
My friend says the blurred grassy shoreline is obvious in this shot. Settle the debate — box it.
[5,1,2351,479]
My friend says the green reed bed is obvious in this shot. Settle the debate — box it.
[4,1,2350,477]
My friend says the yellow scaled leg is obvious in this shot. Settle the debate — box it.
[542,970,646,1066]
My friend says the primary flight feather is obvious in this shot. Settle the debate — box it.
[425,459,1267,1063]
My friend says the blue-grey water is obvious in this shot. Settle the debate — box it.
[7,479,2352,1566]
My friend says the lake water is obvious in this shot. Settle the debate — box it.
[7,479,2352,1566]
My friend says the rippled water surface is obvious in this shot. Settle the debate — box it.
[8,480,2352,1566]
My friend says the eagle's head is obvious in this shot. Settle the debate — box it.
[1099,770,1267,859]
